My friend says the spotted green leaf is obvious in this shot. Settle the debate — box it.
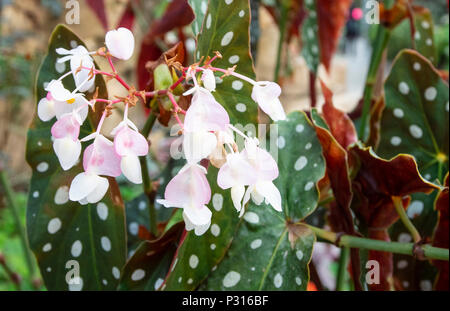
[200,111,325,290]
[301,0,320,73]
[188,0,208,36]
[118,223,184,291]
[413,8,437,66]
[378,49,449,183]
[276,111,326,221]
[26,25,126,291]
[378,49,448,286]
[195,0,258,128]
[202,206,315,290]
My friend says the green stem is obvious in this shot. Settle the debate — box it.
[393,196,421,243]
[274,4,288,82]
[358,26,392,140]
[0,170,35,278]
[308,225,449,261]
[336,247,350,291]
[140,113,158,236]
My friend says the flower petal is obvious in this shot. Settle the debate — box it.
[183,130,217,164]
[251,82,286,121]
[163,164,211,207]
[114,126,148,157]
[183,209,211,236]
[86,176,109,203]
[51,113,80,140]
[105,27,135,60]
[120,155,142,184]
[183,203,212,226]
[201,69,216,92]
[184,88,230,132]
[231,185,245,213]
[53,137,81,171]
[217,153,256,189]
[83,135,122,177]
[47,80,73,102]
[69,172,101,202]
[243,144,279,182]
[37,97,55,122]
[255,181,282,212]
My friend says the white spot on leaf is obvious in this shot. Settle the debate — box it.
[131,269,145,281]
[244,212,259,224]
[101,236,111,252]
[54,186,69,205]
[189,254,199,269]
[223,271,240,288]
[48,218,62,234]
[294,156,308,171]
[221,31,234,46]
[96,202,108,220]
[250,239,262,249]
[71,240,82,257]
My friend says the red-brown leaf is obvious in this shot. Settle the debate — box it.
[117,0,135,30]
[317,0,352,72]
[320,81,358,149]
[432,174,449,290]
[146,0,195,43]
[86,0,108,30]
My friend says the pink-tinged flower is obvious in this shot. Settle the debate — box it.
[69,135,121,204]
[69,172,110,205]
[201,69,216,92]
[105,27,135,60]
[217,152,257,214]
[251,82,286,122]
[51,112,82,170]
[184,87,230,132]
[113,122,149,184]
[56,46,95,92]
[242,138,282,212]
[40,80,90,122]
[157,164,212,236]
[83,135,122,177]
[37,92,56,122]
[183,131,217,164]
[181,87,230,164]
[210,130,235,168]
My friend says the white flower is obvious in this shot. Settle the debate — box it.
[251,82,286,121]
[56,46,95,92]
[217,152,257,214]
[201,69,216,92]
[39,80,90,122]
[181,87,230,163]
[157,164,212,236]
[112,121,149,184]
[105,27,135,60]
[69,172,110,205]
[242,138,282,212]
[51,112,82,171]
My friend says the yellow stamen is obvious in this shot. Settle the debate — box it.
[66,98,75,104]
[436,152,448,163]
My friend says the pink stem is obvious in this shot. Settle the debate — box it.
[167,92,186,115]
[107,55,117,73]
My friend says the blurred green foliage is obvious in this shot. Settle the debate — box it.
[0,192,42,290]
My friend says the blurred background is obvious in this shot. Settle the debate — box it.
[0,0,448,290]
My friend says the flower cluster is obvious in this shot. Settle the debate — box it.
[38,27,286,236]
[157,67,285,235]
